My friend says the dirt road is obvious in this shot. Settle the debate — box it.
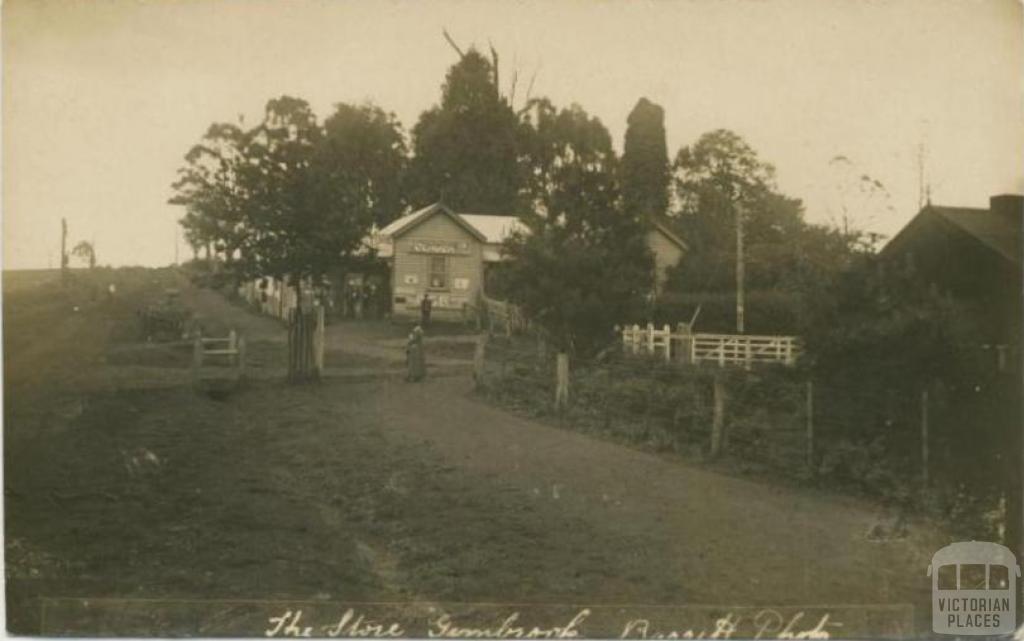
[4,270,946,636]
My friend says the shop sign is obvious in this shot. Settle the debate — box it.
[410,240,470,255]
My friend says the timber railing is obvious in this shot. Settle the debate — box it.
[620,323,801,368]
[479,293,528,336]
[192,329,247,385]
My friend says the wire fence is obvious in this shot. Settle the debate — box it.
[475,333,1019,539]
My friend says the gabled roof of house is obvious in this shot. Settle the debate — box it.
[883,203,1021,265]
[379,202,529,245]
[378,203,487,242]
[378,202,688,253]
[648,216,688,251]
[932,206,1020,264]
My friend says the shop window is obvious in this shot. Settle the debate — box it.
[428,256,448,290]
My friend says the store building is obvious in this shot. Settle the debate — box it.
[376,203,524,319]
[377,202,687,320]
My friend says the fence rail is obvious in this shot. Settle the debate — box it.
[480,294,528,336]
[621,323,800,367]
[192,329,246,386]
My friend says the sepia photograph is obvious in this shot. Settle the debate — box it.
[2,0,1022,637]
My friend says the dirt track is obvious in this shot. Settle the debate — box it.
[4,269,948,636]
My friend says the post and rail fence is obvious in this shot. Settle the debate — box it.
[479,294,528,337]
[620,322,801,368]
[191,328,247,388]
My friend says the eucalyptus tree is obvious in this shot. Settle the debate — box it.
[502,100,653,356]
[407,48,523,213]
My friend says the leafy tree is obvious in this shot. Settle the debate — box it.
[407,49,523,213]
[620,97,669,218]
[501,101,653,356]
[71,241,96,268]
[321,103,408,228]
[672,129,775,249]
[237,96,372,295]
[670,129,810,292]
[170,123,248,264]
[517,100,618,223]
[171,97,402,297]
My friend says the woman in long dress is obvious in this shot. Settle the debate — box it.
[406,325,426,382]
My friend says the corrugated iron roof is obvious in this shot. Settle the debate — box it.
[377,203,445,238]
[378,203,685,252]
[458,214,528,244]
[378,203,522,244]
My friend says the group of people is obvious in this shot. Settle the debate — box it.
[343,282,384,320]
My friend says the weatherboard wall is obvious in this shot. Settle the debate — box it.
[390,212,485,318]
[647,227,684,293]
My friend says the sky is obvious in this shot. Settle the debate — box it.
[3,0,1022,270]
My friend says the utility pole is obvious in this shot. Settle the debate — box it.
[60,218,68,283]
[735,199,745,334]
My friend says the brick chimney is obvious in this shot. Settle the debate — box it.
[990,193,1024,220]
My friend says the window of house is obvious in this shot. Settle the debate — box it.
[428,256,448,290]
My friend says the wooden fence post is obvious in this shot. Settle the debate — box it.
[474,334,487,388]
[191,335,203,387]
[677,323,692,365]
[287,306,318,383]
[647,322,655,355]
[805,380,814,470]
[921,387,930,486]
[287,308,293,380]
[237,336,247,380]
[555,352,570,411]
[314,305,325,376]
[662,324,672,362]
[711,375,725,457]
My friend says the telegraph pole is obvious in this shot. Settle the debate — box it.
[735,199,745,334]
[60,218,68,284]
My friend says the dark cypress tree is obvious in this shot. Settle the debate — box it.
[620,97,670,218]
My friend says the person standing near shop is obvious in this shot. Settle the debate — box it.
[364,284,376,320]
[405,325,426,382]
[420,293,433,328]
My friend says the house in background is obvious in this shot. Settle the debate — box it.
[377,202,688,320]
[377,203,526,320]
[646,217,687,295]
[880,193,1022,368]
